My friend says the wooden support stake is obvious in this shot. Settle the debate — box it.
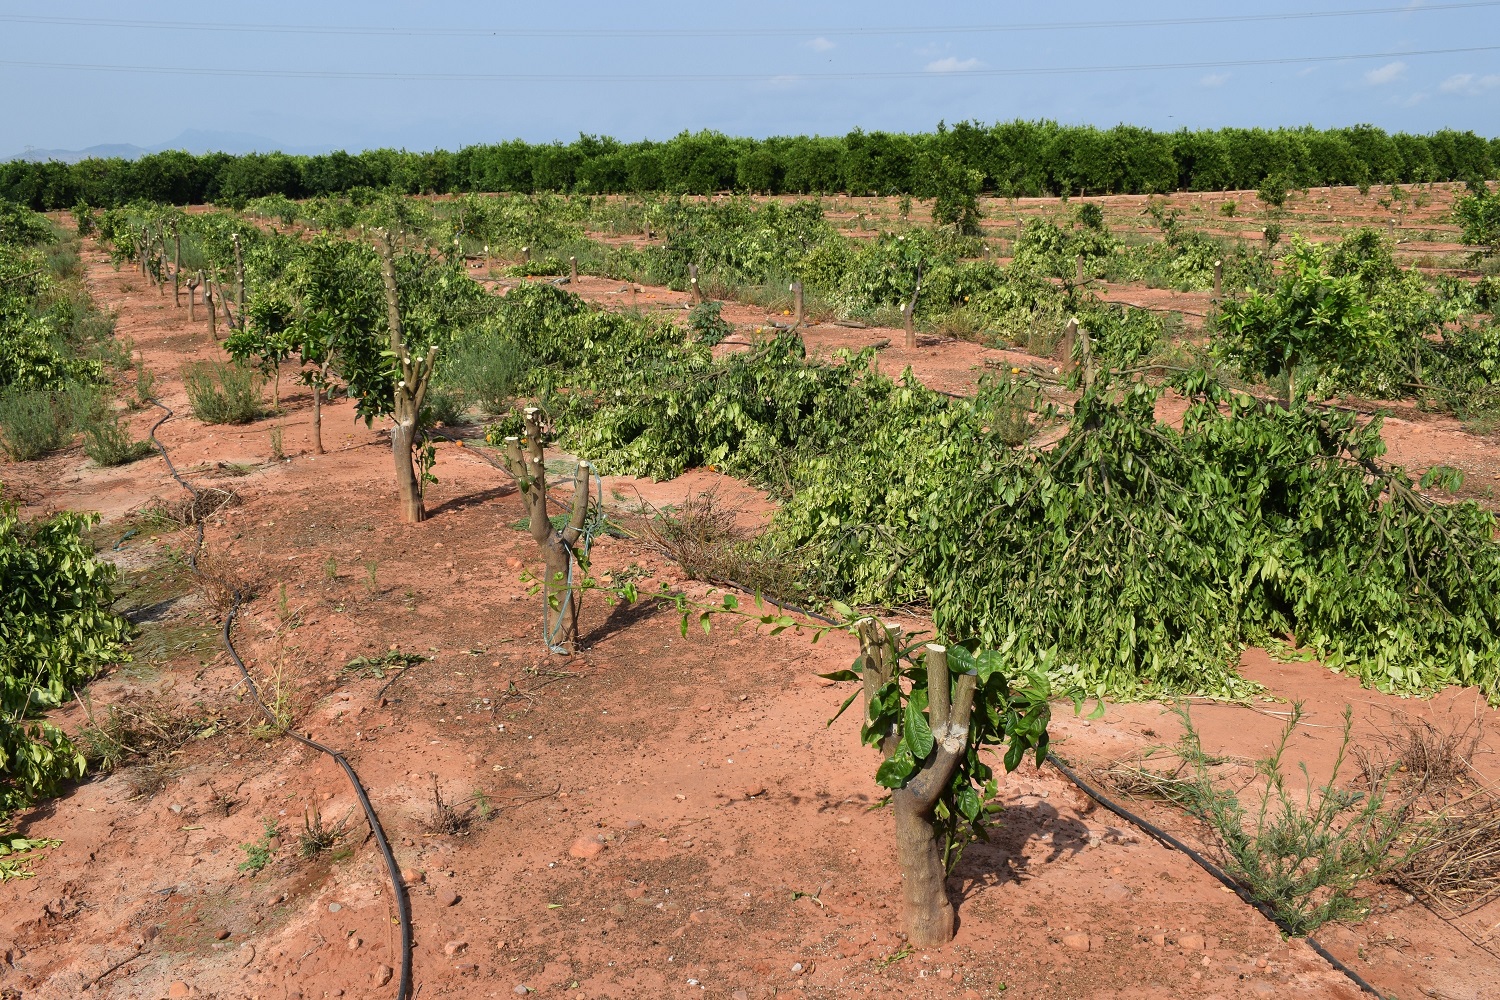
[172,227,181,307]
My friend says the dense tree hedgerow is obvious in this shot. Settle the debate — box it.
[2,121,1496,209]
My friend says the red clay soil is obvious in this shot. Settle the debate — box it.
[3,237,1500,1000]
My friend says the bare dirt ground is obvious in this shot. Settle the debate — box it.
[3,226,1500,1000]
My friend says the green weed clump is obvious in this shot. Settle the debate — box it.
[1111,705,1415,933]
[184,361,263,424]
[0,389,67,460]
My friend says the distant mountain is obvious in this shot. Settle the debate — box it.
[5,129,332,163]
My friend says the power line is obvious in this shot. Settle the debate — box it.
[0,2,1497,40]
[1,45,1497,84]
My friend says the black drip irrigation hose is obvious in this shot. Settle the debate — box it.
[433,430,1385,996]
[145,398,413,1000]
[1047,754,1387,998]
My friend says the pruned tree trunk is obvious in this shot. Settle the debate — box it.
[156,233,166,296]
[1212,259,1223,299]
[140,226,150,278]
[188,275,199,321]
[689,263,704,303]
[233,234,245,318]
[1058,317,1079,372]
[569,255,578,284]
[172,227,182,307]
[856,631,977,948]
[792,280,804,328]
[1075,252,1085,286]
[901,266,922,350]
[205,276,217,340]
[501,408,592,654]
[377,231,438,524]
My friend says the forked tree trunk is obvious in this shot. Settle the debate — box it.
[857,624,977,947]
[377,231,438,524]
[188,276,199,321]
[501,408,592,655]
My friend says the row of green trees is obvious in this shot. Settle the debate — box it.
[4,122,1497,209]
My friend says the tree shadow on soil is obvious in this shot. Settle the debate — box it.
[578,596,666,648]
[951,800,1092,904]
[425,483,516,520]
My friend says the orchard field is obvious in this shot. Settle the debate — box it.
[2,164,1500,1000]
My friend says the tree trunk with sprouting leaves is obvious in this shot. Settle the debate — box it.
[857,621,977,947]
[501,408,592,654]
[377,232,438,524]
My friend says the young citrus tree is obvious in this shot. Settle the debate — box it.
[1214,236,1383,406]
[1454,180,1500,261]
[669,593,1056,946]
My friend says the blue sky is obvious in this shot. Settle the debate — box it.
[3,1,1499,155]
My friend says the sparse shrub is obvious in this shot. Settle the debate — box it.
[441,328,531,417]
[82,411,152,466]
[422,385,467,427]
[1108,705,1416,934]
[0,388,68,460]
[687,300,734,346]
[184,361,263,424]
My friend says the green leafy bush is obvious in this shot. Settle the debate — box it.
[686,300,733,345]
[1,501,131,815]
[1454,181,1500,260]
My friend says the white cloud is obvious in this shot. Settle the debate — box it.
[926,56,982,73]
[1364,61,1406,86]
[1399,91,1429,108]
[1199,73,1230,88]
[806,37,835,52]
[1440,72,1500,95]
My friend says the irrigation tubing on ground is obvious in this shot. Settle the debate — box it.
[1046,753,1386,998]
[146,398,413,1000]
